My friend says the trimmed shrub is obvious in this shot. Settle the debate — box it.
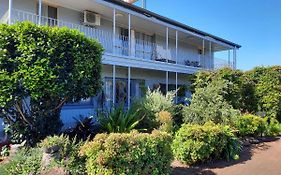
[0,22,103,144]
[183,80,240,125]
[80,130,173,175]
[235,114,267,137]
[172,122,240,165]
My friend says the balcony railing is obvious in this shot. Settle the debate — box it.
[10,9,232,70]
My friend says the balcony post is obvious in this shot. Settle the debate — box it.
[113,65,116,107]
[166,71,169,93]
[175,72,178,103]
[128,67,131,109]
[176,30,178,64]
[166,27,169,62]
[38,0,42,25]
[233,47,237,69]
[8,0,13,25]
[209,41,212,70]
[128,13,131,56]
[228,49,231,68]
[202,39,205,68]
[113,8,116,54]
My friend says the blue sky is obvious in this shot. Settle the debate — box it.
[135,0,281,70]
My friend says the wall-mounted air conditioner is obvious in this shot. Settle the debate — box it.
[83,11,101,26]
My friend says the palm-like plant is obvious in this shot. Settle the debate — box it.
[99,105,144,133]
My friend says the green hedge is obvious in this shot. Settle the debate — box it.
[192,67,281,121]
[80,130,173,175]
[172,122,240,165]
[235,114,281,137]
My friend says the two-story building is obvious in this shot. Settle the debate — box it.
[0,0,241,129]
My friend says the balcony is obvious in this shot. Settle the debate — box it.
[9,9,233,72]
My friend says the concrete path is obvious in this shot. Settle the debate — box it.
[172,137,281,175]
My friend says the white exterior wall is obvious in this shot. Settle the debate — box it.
[0,0,9,22]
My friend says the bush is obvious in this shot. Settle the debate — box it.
[193,66,281,122]
[183,80,240,125]
[0,22,103,144]
[0,148,42,175]
[245,66,281,121]
[39,135,86,175]
[172,122,241,165]
[156,111,173,133]
[80,130,173,175]
[133,88,175,131]
[265,118,281,136]
[99,105,144,133]
[235,114,267,137]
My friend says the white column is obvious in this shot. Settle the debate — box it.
[176,31,178,64]
[166,71,169,93]
[128,67,131,108]
[202,39,205,68]
[8,0,13,25]
[166,27,169,62]
[128,14,131,56]
[209,41,212,70]
[228,49,231,68]
[113,65,116,107]
[233,47,237,69]
[38,0,42,25]
[175,72,178,103]
[113,8,116,54]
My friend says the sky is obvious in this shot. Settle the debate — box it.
[135,0,281,70]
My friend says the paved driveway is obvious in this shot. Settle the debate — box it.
[172,137,281,175]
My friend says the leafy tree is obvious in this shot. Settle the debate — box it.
[0,22,103,144]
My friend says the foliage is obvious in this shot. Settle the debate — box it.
[99,105,144,133]
[193,66,281,122]
[183,80,240,125]
[133,88,175,131]
[235,114,267,137]
[0,22,103,144]
[0,145,9,157]
[64,116,99,141]
[39,135,86,174]
[193,68,247,110]
[172,122,241,165]
[235,114,281,137]
[245,66,281,121]
[156,111,173,133]
[264,118,281,136]
[172,104,185,131]
[80,130,173,175]
[0,148,42,175]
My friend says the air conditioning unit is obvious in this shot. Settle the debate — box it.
[84,11,101,26]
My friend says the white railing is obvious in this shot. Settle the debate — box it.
[10,9,232,70]
[214,58,234,70]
